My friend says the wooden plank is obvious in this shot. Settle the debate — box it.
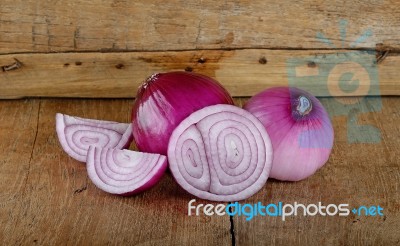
[0,49,399,99]
[0,0,399,53]
[0,99,40,242]
[0,98,399,245]
[0,99,231,245]
[233,97,400,245]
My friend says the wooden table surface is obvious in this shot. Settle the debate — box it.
[0,97,399,245]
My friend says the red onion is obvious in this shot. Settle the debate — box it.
[131,72,234,156]
[168,104,273,202]
[56,113,133,162]
[87,147,167,195]
[244,87,334,181]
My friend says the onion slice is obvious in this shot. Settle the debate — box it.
[56,113,133,162]
[168,104,273,202]
[86,147,167,195]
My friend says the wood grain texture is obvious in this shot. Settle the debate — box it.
[1,0,399,53]
[0,99,40,242]
[234,97,400,246]
[0,97,398,245]
[0,99,231,245]
[1,49,399,98]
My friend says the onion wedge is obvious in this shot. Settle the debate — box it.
[56,113,133,162]
[87,147,167,195]
[168,104,273,202]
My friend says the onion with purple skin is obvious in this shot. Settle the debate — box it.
[244,87,334,181]
[87,147,167,195]
[168,104,273,202]
[56,113,133,162]
[132,72,234,156]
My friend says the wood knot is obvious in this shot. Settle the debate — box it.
[197,57,206,64]
[258,57,267,64]
[115,64,124,69]
[307,61,317,68]
[74,186,87,194]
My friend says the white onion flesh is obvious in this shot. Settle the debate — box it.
[87,147,167,195]
[56,113,133,162]
[168,104,273,202]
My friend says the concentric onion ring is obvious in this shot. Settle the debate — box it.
[168,104,273,201]
[56,113,133,162]
[87,147,167,195]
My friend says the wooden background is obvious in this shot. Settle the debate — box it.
[0,1,399,245]
[0,97,399,245]
[0,0,399,98]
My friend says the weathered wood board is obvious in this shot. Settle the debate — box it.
[0,49,399,98]
[234,97,400,245]
[0,97,399,245]
[1,0,400,99]
[1,0,399,53]
[0,99,231,245]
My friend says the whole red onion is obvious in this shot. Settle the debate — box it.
[244,87,334,181]
[131,72,234,156]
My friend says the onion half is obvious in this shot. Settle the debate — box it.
[168,104,273,202]
[87,147,167,195]
[56,113,133,162]
[132,72,234,156]
[244,87,334,181]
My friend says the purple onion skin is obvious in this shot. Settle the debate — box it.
[132,72,234,156]
[244,87,334,181]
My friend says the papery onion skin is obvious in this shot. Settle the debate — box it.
[244,87,334,181]
[87,146,167,196]
[131,72,234,156]
[56,113,133,162]
[168,104,273,202]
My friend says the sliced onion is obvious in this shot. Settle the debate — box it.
[56,113,133,162]
[87,147,167,195]
[132,72,234,156]
[244,87,334,181]
[168,104,273,202]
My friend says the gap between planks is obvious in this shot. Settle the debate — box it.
[0,46,398,56]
